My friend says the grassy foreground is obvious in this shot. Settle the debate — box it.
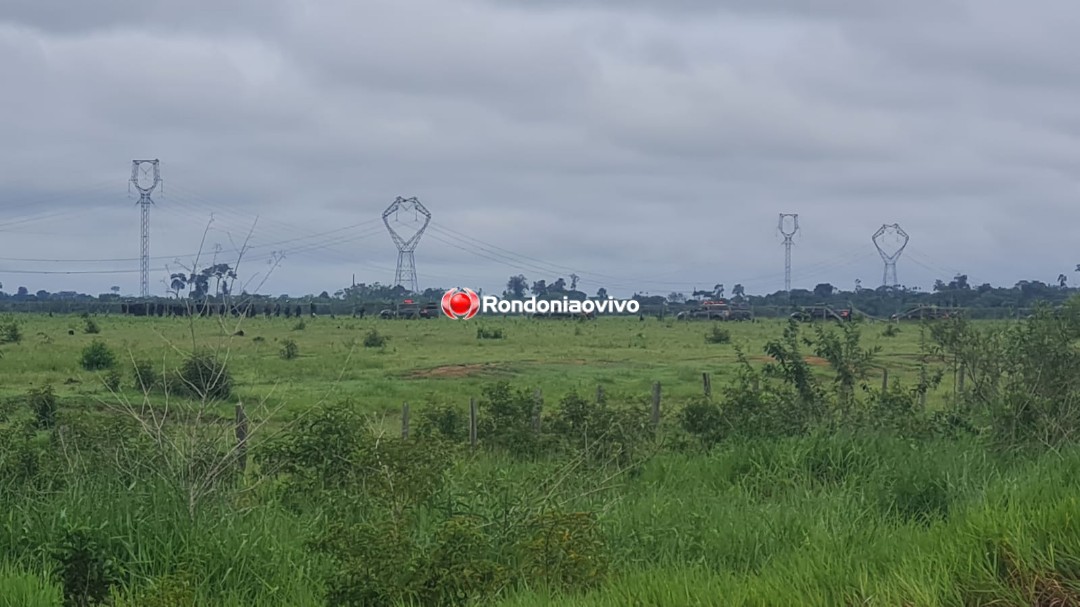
[0,310,1077,606]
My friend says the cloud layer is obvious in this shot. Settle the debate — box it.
[1,0,1078,297]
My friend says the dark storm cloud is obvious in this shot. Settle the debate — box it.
[1,0,1079,297]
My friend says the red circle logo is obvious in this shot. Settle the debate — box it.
[441,287,480,319]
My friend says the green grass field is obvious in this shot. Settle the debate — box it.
[1,314,955,417]
[0,312,1076,606]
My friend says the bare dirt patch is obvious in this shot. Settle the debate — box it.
[750,355,830,366]
[407,363,504,378]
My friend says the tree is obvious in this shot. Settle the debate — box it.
[35,290,49,299]
[732,284,745,299]
[506,275,528,298]
[813,283,834,299]
[569,273,579,290]
[170,273,188,298]
[318,291,330,299]
[596,287,607,299]
[667,292,685,304]
[1059,274,1068,288]
[713,284,724,298]
[854,279,862,293]
[531,279,547,297]
[947,274,970,290]
[552,277,567,292]
[16,287,28,297]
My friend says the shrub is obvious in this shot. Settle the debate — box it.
[103,369,122,392]
[27,384,57,429]
[83,318,100,334]
[363,328,388,348]
[476,326,504,339]
[882,323,900,337]
[705,326,731,344]
[292,319,306,331]
[416,403,468,441]
[50,526,127,607]
[280,338,299,360]
[131,359,155,392]
[79,340,116,371]
[172,352,233,400]
[0,317,21,344]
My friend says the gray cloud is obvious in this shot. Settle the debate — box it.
[1,0,1078,298]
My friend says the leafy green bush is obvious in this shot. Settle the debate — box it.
[476,326,504,339]
[83,318,100,334]
[170,352,233,400]
[279,338,299,360]
[28,385,57,430]
[363,328,388,348]
[131,359,155,392]
[103,369,122,392]
[50,526,127,607]
[0,317,21,344]
[79,340,116,371]
[705,325,731,344]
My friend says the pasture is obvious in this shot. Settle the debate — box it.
[0,310,1078,606]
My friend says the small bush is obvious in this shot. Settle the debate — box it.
[292,319,306,331]
[27,384,58,429]
[172,352,233,400]
[83,318,100,334]
[131,359,155,392]
[882,323,900,337]
[252,336,265,344]
[476,326,504,339]
[705,326,731,344]
[80,340,116,371]
[103,369,122,392]
[363,328,388,348]
[280,338,299,360]
[50,526,127,607]
[0,317,21,344]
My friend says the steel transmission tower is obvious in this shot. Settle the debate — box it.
[382,196,431,293]
[872,223,909,288]
[778,213,799,292]
[130,160,161,298]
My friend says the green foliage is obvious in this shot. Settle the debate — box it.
[130,359,155,392]
[0,317,23,344]
[79,341,116,371]
[882,323,900,337]
[363,328,388,348]
[548,391,652,466]
[704,325,731,344]
[416,403,468,442]
[171,352,232,400]
[0,564,63,607]
[292,319,306,331]
[82,318,99,335]
[50,525,127,607]
[279,338,299,360]
[477,326,505,339]
[102,369,122,392]
[28,384,57,429]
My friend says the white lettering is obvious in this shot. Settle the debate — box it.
[482,295,499,313]
[627,300,640,313]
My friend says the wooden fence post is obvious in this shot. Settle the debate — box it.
[881,368,889,392]
[401,402,410,440]
[702,372,711,399]
[235,402,248,473]
[469,397,478,449]
[532,388,543,433]
[651,381,661,428]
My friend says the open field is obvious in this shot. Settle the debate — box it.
[0,313,962,417]
[0,311,1078,606]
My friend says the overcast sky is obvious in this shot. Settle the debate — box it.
[2,0,1079,298]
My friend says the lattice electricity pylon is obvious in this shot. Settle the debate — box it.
[130,159,161,298]
[872,223,909,288]
[382,196,431,293]
[778,213,799,292]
